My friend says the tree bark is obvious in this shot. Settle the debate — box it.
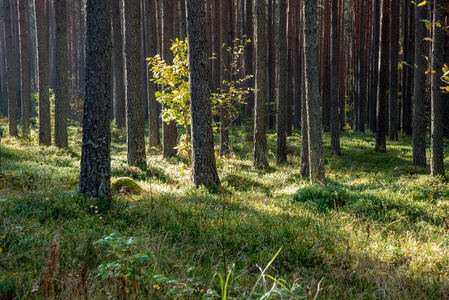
[3,0,18,137]
[276,0,287,164]
[35,0,51,145]
[145,0,160,147]
[412,1,427,167]
[388,0,399,141]
[19,0,30,136]
[330,0,340,155]
[79,0,112,200]
[252,0,268,169]
[162,0,178,158]
[303,0,325,184]
[430,0,444,176]
[375,0,390,153]
[244,0,254,127]
[124,0,146,167]
[54,0,68,148]
[186,0,220,188]
[112,0,125,129]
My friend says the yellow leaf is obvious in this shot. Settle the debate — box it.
[425,70,430,75]
[0,248,2,254]
[446,86,449,92]
[1,234,5,239]
[417,1,427,6]
[13,272,19,276]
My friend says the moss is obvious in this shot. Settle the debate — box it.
[110,177,142,196]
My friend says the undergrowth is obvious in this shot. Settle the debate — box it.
[1,124,449,299]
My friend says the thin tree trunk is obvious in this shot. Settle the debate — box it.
[112,0,125,129]
[19,0,30,136]
[276,0,287,164]
[35,0,51,145]
[388,0,399,141]
[252,0,268,169]
[54,0,68,148]
[430,0,444,176]
[124,0,146,166]
[330,0,340,155]
[412,1,428,167]
[3,0,18,137]
[303,0,325,184]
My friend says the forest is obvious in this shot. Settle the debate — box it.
[1,0,449,298]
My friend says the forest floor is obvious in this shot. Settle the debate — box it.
[1,123,449,299]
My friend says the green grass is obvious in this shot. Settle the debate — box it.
[1,123,449,299]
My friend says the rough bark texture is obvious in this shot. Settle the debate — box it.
[112,0,125,129]
[244,0,254,123]
[54,0,68,148]
[401,0,412,135]
[388,0,399,141]
[375,0,390,153]
[219,0,232,157]
[267,0,275,130]
[303,0,325,184]
[276,0,287,164]
[124,0,146,167]
[412,2,427,167]
[330,0,340,155]
[430,0,444,176]
[4,0,18,137]
[79,0,112,200]
[186,0,220,188]
[252,0,268,169]
[369,0,380,132]
[300,43,309,177]
[35,0,51,145]
[162,0,177,158]
[19,0,30,136]
[145,0,160,147]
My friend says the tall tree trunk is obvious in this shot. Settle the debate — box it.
[430,0,444,176]
[219,0,232,156]
[162,0,178,158]
[303,0,325,185]
[186,0,220,187]
[124,0,146,166]
[35,0,51,145]
[12,0,21,119]
[244,0,254,128]
[111,0,125,129]
[369,0,380,132]
[330,0,340,155]
[212,0,220,93]
[412,1,428,167]
[3,0,18,137]
[388,0,399,141]
[252,0,268,169]
[267,0,275,130]
[300,34,309,177]
[79,0,112,201]
[276,0,287,164]
[19,0,30,136]
[54,0,68,148]
[146,0,160,147]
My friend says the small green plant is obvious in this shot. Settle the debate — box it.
[94,233,152,297]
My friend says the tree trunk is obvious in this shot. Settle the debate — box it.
[330,0,340,155]
[79,0,112,200]
[19,0,30,136]
[303,0,325,185]
[369,0,380,132]
[35,0,51,145]
[430,0,444,176]
[252,0,268,169]
[162,0,178,158]
[267,0,275,130]
[219,0,232,157]
[4,0,18,137]
[54,0,68,148]
[186,0,220,187]
[111,0,125,129]
[124,0,146,166]
[412,1,428,167]
[244,0,254,127]
[388,0,399,141]
[146,0,160,147]
[375,0,390,153]
[276,0,287,164]
[300,34,309,177]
